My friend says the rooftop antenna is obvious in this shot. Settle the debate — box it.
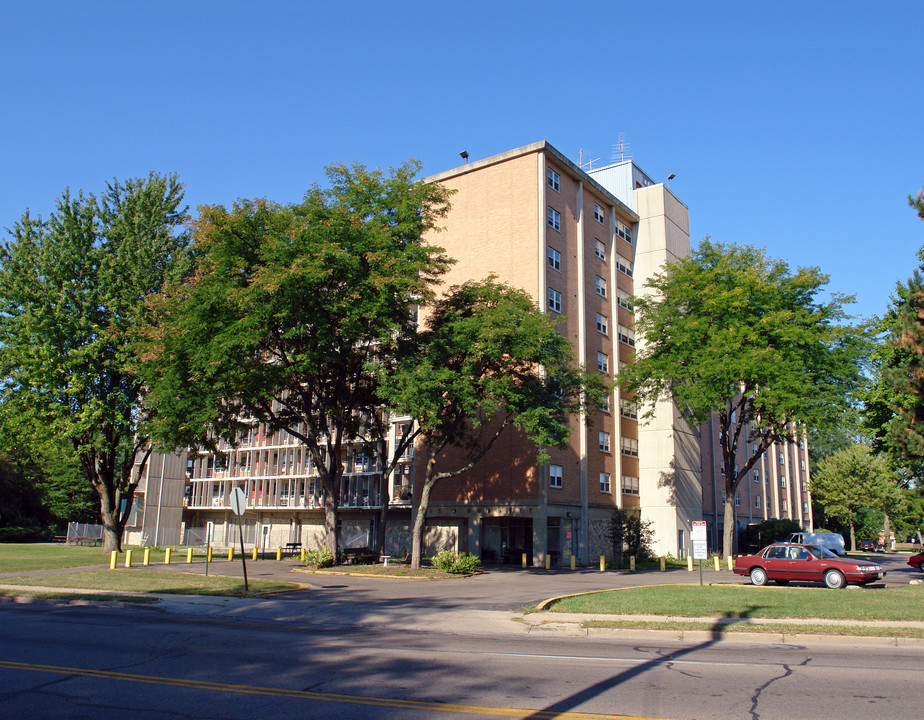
[611,133,632,163]
[578,148,601,171]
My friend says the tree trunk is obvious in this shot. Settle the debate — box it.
[722,478,736,560]
[411,452,438,569]
[323,486,339,558]
[99,491,123,553]
[883,512,892,551]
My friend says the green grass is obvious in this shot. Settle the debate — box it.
[0,568,301,597]
[580,619,924,639]
[545,584,924,621]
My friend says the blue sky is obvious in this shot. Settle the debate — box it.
[2,1,921,321]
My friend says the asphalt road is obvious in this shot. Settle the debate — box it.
[2,600,923,720]
[1,552,923,719]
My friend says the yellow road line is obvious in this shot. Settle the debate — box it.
[0,659,674,719]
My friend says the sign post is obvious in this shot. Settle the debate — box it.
[230,487,249,592]
[691,521,708,587]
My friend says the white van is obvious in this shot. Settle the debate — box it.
[787,532,846,556]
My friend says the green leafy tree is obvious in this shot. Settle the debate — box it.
[0,175,190,550]
[608,508,655,561]
[138,161,452,557]
[619,240,868,559]
[378,278,603,569]
[810,443,900,550]
[881,187,924,459]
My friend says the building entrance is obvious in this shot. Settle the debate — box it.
[481,517,533,564]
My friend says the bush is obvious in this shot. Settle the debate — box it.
[303,546,334,568]
[431,549,480,574]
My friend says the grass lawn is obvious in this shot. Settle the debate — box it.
[545,583,924,622]
[0,568,301,597]
[0,543,115,573]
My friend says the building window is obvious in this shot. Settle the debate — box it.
[547,168,560,192]
[800,458,806,470]
[600,472,611,493]
[599,394,610,412]
[735,492,740,507]
[621,475,640,494]
[548,247,561,271]
[722,490,727,504]
[755,495,761,509]
[780,476,786,488]
[548,288,562,313]
[779,451,785,464]
[754,469,760,482]
[782,499,788,512]
[595,239,606,261]
[548,207,561,231]
[803,501,808,514]
[616,254,633,277]
[618,324,635,346]
[620,399,637,418]
[720,465,725,476]
[597,352,608,373]
[595,275,607,297]
[616,219,631,242]
[594,203,605,224]
[549,464,563,489]
[621,437,639,456]
[599,432,610,452]
[616,288,633,311]
[596,313,608,335]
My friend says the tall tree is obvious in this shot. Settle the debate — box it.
[0,174,190,550]
[138,161,452,556]
[378,278,602,568]
[619,239,868,559]
[882,187,924,459]
[810,443,899,551]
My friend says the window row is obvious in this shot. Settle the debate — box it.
[548,465,616,495]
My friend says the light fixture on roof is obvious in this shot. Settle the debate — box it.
[460,151,469,163]
[667,173,676,189]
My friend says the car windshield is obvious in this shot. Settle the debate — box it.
[807,545,838,559]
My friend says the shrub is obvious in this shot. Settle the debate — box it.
[431,549,480,574]
[303,546,334,568]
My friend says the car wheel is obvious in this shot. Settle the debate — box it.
[773,579,789,586]
[824,569,846,589]
[750,567,768,586]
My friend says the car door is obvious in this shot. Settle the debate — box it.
[787,546,822,582]
[762,545,789,578]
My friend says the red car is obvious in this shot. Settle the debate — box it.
[734,543,885,589]
[908,552,924,571]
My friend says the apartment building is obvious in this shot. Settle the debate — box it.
[169,140,811,563]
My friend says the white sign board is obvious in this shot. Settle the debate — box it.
[230,487,246,516]
[691,521,708,560]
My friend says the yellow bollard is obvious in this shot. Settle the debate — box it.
[252,546,258,561]
[110,551,118,570]
[143,548,151,566]
[545,554,551,570]
[630,556,636,572]
[687,556,693,572]
[276,547,282,561]
[713,555,720,571]
[660,556,666,572]
[300,547,306,562]
[570,555,576,570]
[522,552,527,568]
[228,547,234,562]
[727,555,734,571]
[165,547,172,565]
[187,547,193,563]
[125,549,133,568]
[599,555,605,572]
[207,547,213,563]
